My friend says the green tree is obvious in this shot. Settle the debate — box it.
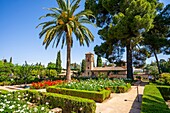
[142,4,170,74]
[10,57,12,63]
[47,62,56,69]
[86,0,159,80]
[97,55,102,67]
[56,51,62,73]
[81,59,86,73]
[37,0,95,81]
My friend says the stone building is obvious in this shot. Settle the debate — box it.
[85,52,127,78]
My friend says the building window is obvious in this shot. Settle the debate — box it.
[88,67,89,69]
[88,72,89,75]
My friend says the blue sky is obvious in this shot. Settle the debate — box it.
[0,0,170,68]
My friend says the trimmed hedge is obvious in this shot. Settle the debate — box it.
[157,86,170,100]
[141,85,170,113]
[16,90,96,113]
[0,89,9,95]
[46,86,111,102]
[108,83,131,93]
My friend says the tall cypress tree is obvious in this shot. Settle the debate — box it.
[56,51,62,73]
[97,55,102,67]
[10,57,12,63]
[81,59,86,73]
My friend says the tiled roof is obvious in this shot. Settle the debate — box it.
[92,66,127,71]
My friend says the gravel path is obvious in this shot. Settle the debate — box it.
[96,85,145,113]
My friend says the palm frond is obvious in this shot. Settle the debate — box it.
[39,26,56,39]
[70,0,80,15]
[39,13,60,20]
[56,0,67,11]
[70,0,77,6]
[75,10,95,19]
[46,7,62,13]
[78,18,97,27]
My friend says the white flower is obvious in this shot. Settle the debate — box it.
[9,105,14,109]
[46,102,49,105]
[49,111,54,113]
[34,107,38,112]
[41,107,45,110]
[6,101,10,104]
[7,93,11,96]
[17,104,20,107]
[18,98,20,100]
[0,109,4,112]
[23,104,27,108]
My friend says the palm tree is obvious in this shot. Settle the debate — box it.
[37,0,95,81]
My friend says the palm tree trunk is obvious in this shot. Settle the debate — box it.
[153,50,161,74]
[66,35,71,81]
[126,40,134,80]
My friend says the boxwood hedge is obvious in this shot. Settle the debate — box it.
[141,85,170,113]
[46,86,111,102]
[16,90,96,113]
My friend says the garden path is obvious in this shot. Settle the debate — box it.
[96,82,147,113]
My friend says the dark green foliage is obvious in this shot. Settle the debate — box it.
[160,59,170,73]
[157,86,170,100]
[56,51,62,73]
[86,0,160,80]
[141,85,170,113]
[97,55,102,67]
[46,86,111,102]
[81,59,86,73]
[142,4,170,74]
[10,57,12,63]
[17,90,96,113]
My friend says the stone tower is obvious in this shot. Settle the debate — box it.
[85,52,94,76]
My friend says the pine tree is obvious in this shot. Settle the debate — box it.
[56,51,62,73]
[97,55,102,67]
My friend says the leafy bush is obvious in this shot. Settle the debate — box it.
[47,86,111,102]
[157,86,170,100]
[141,85,170,113]
[159,73,170,85]
[17,90,96,113]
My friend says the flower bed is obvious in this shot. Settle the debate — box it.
[55,79,131,93]
[0,91,50,113]
[31,80,63,89]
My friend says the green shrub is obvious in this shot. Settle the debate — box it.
[46,86,111,102]
[141,85,170,113]
[0,89,9,95]
[17,90,96,113]
[159,73,170,85]
[157,86,170,100]
[108,83,131,93]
